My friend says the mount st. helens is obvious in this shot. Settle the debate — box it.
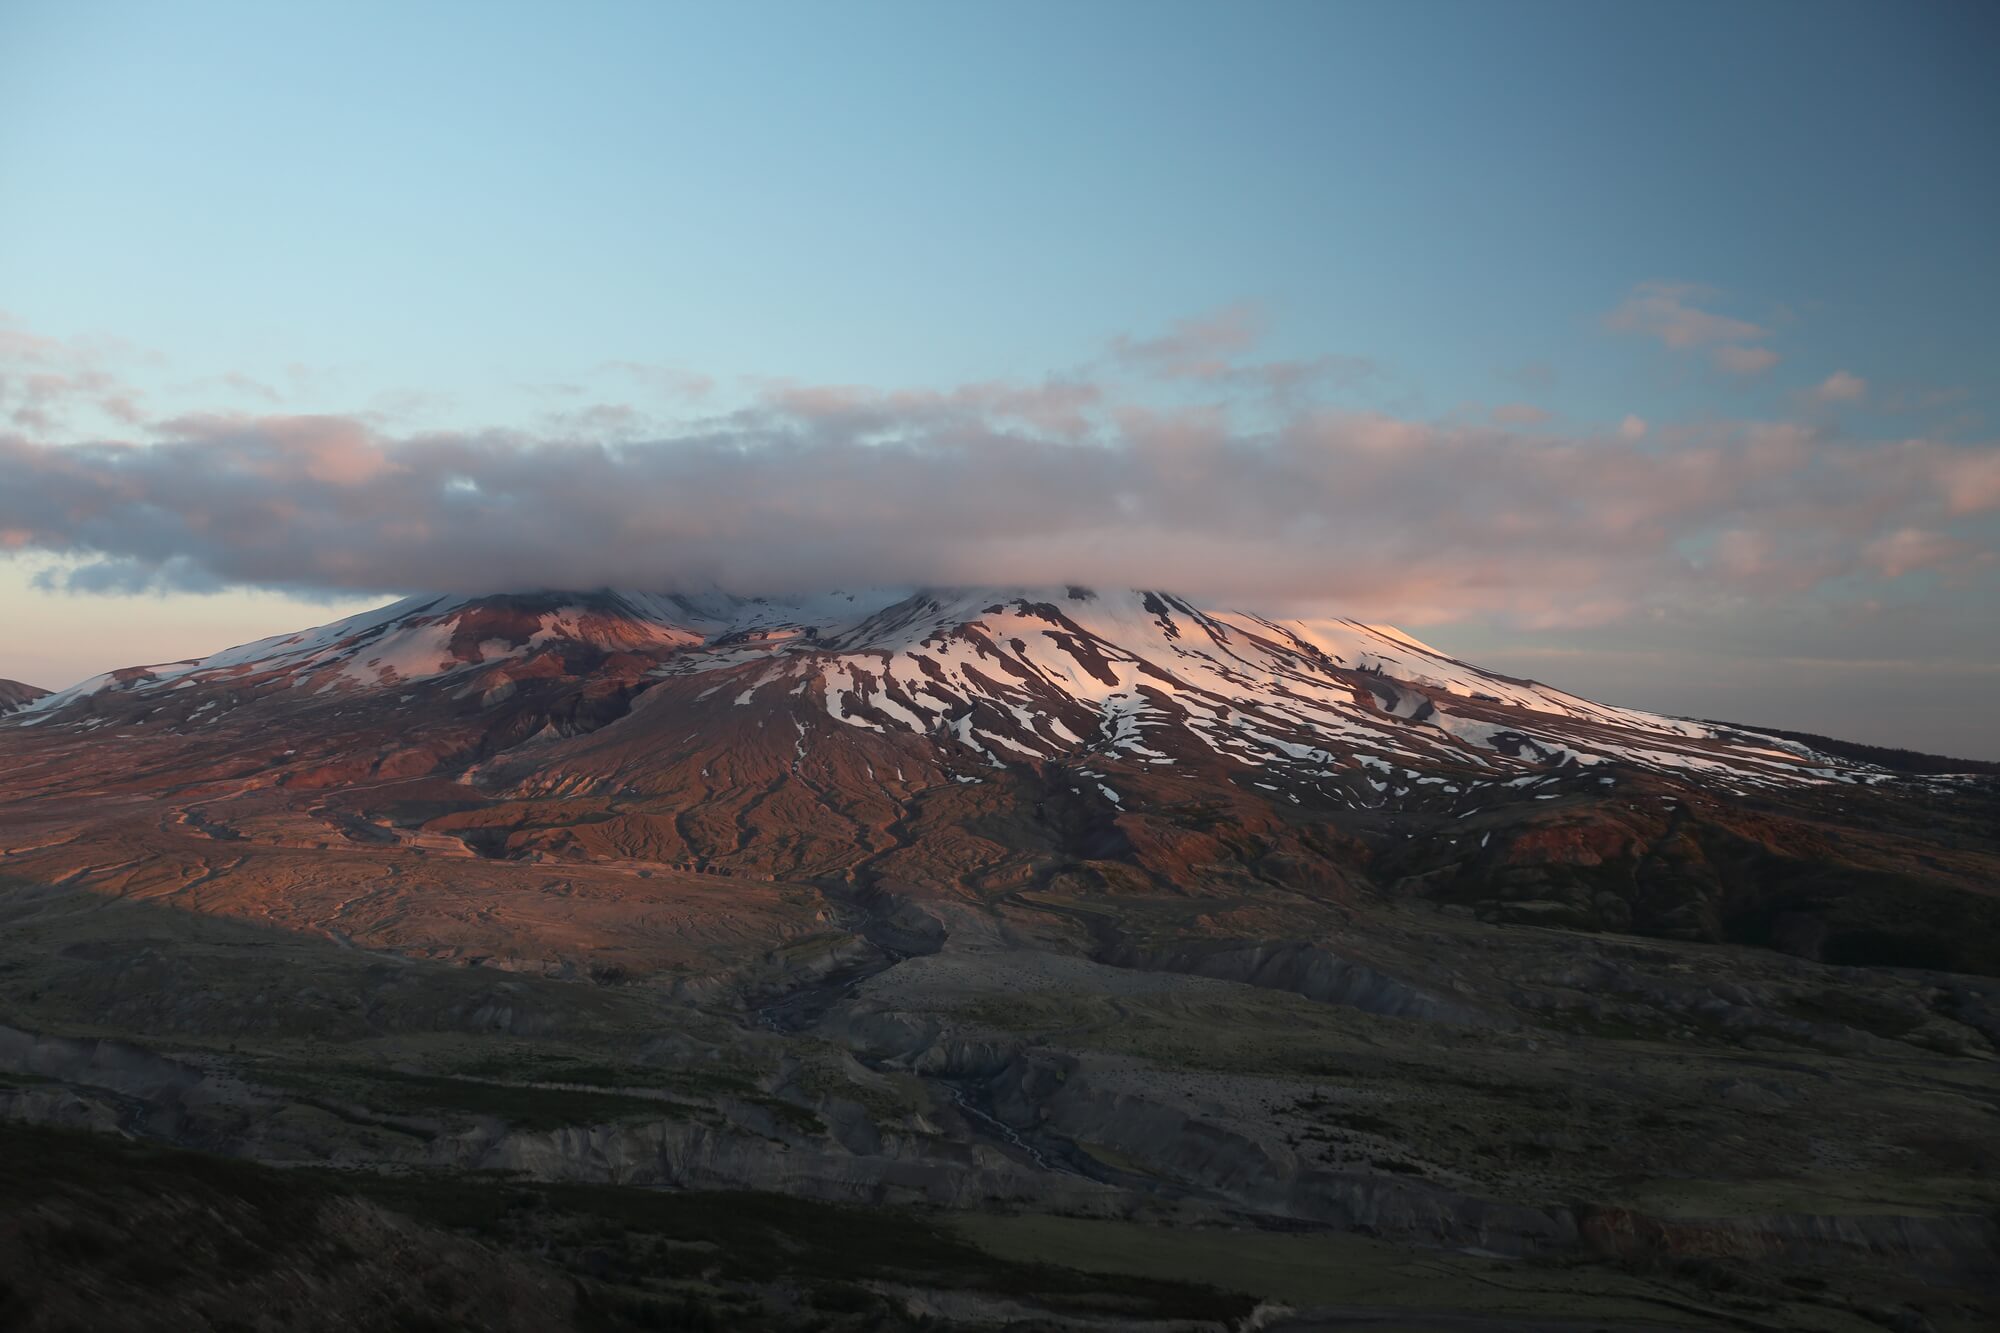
[2,587,1998,1329]
[4,586,1994,969]
[11,586,1893,794]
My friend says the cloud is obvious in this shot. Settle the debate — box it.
[1500,361,1556,391]
[1862,528,1971,580]
[602,361,718,401]
[0,312,152,435]
[1939,449,2000,515]
[3,369,1995,632]
[1606,282,1782,377]
[1110,303,1265,381]
[1877,384,1968,415]
[0,308,1992,638]
[1490,403,1552,427]
[1104,304,1376,399]
[1712,345,1780,376]
[1238,354,1379,397]
[1811,370,1867,404]
[1606,281,1768,349]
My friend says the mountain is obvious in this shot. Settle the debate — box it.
[7,584,1899,788]
[7,586,1993,964]
[3,587,1998,1327]
[0,679,47,716]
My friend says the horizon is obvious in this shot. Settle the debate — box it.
[3,0,1997,755]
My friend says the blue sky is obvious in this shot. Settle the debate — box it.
[2,1,1997,751]
[6,0,1993,425]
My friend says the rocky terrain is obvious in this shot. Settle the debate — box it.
[0,679,47,716]
[1,587,1995,1330]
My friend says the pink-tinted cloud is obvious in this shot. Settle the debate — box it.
[1110,303,1265,381]
[1606,281,1768,349]
[1811,370,1868,403]
[1501,361,1556,391]
[3,379,1994,633]
[1711,345,1780,375]
[0,313,157,435]
[0,306,1992,649]
[1940,449,2000,515]
[1106,305,1376,399]
[1605,283,1783,378]
[1863,527,1971,580]
[1490,403,1552,427]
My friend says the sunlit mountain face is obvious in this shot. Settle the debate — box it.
[11,584,1912,790]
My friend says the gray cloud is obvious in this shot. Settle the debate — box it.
[2,384,1995,635]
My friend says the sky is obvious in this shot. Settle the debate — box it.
[2,0,1997,755]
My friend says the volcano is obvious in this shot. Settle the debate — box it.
[6,584,1994,964]
[2,587,1997,1327]
[10,585,1903,792]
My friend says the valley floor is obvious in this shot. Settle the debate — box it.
[0,871,1994,1332]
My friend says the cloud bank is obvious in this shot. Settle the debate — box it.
[3,380,1995,627]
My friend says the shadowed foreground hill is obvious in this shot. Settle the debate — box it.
[1701,719,2000,777]
[11,1118,1990,1333]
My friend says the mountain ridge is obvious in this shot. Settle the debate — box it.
[0,679,48,717]
[6,584,1995,974]
[8,584,1938,793]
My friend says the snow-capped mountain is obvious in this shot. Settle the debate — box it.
[9,586,1878,801]
[4,584,1992,973]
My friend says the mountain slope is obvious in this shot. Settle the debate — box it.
[7,585,1890,795]
[0,679,47,717]
[6,585,1994,973]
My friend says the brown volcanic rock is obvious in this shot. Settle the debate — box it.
[3,586,1997,977]
[0,706,834,979]
[1370,777,2000,972]
[0,679,47,716]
